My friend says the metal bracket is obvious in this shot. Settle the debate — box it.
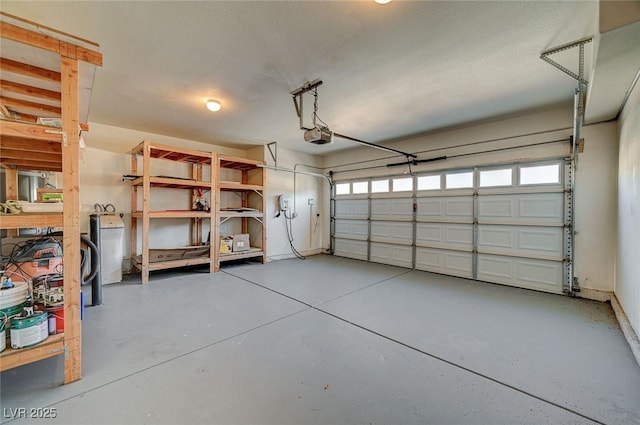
[45,129,68,146]
[291,79,324,130]
[64,344,69,360]
[266,142,277,167]
[540,36,593,86]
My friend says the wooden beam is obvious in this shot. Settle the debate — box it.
[0,57,61,82]
[0,21,102,66]
[0,158,61,172]
[1,148,62,163]
[6,113,38,123]
[60,56,82,383]
[0,136,62,153]
[1,96,61,115]
[4,166,18,236]
[0,121,63,142]
[0,79,61,101]
[1,12,98,47]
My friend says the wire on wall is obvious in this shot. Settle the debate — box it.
[283,207,306,260]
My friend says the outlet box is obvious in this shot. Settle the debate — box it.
[308,198,315,206]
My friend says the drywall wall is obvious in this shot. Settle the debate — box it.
[257,145,327,261]
[321,106,619,295]
[617,75,640,335]
[574,121,619,298]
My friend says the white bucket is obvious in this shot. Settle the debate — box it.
[0,281,29,311]
[0,329,5,352]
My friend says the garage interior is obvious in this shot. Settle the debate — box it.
[0,1,639,424]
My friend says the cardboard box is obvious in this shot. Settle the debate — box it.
[220,237,233,254]
[232,234,250,252]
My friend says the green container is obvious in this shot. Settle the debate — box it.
[10,311,49,349]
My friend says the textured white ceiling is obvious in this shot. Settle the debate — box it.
[3,0,632,155]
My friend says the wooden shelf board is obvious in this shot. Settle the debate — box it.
[0,120,63,142]
[219,247,264,262]
[130,176,211,189]
[131,140,212,164]
[218,155,265,171]
[0,333,65,372]
[133,255,211,271]
[131,210,212,219]
[0,212,63,229]
[219,182,263,192]
[219,211,263,219]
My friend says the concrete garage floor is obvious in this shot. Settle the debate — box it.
[1,255,639,425]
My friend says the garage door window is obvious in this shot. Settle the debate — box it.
[335,182,350,195]
[393,177,413,192]
[446,171,473,189]
[480,168,512,187]
[352,181,368,194]
[371,179,390,193]
[520,164,560,185]
[417,175,441,190]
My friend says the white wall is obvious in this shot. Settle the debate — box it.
[259,146,327,260]
[322,106,619,296]
[616,77,640,335]
[574,121,619,297]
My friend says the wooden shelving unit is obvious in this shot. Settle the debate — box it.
[0,12,102,383]
[214,154,267,271]
[129,140,214,283]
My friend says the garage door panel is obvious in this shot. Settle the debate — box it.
[519,196,563,220]
[478,225,563,258]
[371,221,412,244]
[371,198,413,220]
[416,196,472,220]
[415,247,473,278]
[518,228,563,255]
[334,219,368,240]
[370,242,412,268]
[334,239,368,261]
[335,199,368,218]
[416,223,473,249]
[477,254,563,293]
[479,193,563,223]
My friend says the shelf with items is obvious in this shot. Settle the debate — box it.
[129,140,214,283]
[214,154,267,271]
[0,12,102,383]
[0,333,65,372]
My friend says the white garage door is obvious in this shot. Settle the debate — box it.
[332,159,571,294]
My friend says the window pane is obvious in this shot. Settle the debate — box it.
[371,179,389,193]
[480,169,512,187]
[352,181,368,194]
[417,175,440,190]
[445,172,473,189]
[520,164,560,185]
[335,183,350,195]
[392,177,413,192]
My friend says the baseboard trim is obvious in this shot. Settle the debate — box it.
[611,294,640,368]
[267,248,324,262]
[577,287,612,302]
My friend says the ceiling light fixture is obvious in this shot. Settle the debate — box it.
[374,0,392,4]
[206,99,221,112]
